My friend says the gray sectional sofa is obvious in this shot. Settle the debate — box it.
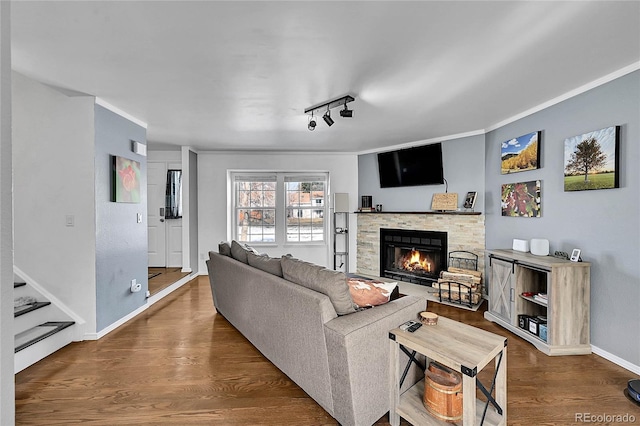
[206,248,425,426]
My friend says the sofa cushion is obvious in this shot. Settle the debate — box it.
[347,278,398,308]
[281,256,356,315]
[230,240,253,263]
[218,241,232,257]
[247,252,283,277]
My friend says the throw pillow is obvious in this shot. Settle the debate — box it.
[347,278,398,308]
[230,240,250,264]
[218,241,232,257]
[247,252,283,277]
[281,256,356,315]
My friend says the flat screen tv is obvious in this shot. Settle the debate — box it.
[377,143,444,188]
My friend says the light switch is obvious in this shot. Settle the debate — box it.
[65,215,75,227]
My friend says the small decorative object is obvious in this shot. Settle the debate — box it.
[530,239,549,256]
[570,249,581,262]
[361,195,372,208]
[112,155,141,203]
[463,191,477,210]
[501,180,541,217]
[375,204,383,212]
[431,193,458,211]
[512,239,530,252]
[564,126,619,191]
[501,131,541,174]
[420,311,439,325]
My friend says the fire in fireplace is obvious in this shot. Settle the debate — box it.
[380,228,447,286]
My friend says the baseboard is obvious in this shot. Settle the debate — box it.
[88,303,149,340]
[592,345,640,375]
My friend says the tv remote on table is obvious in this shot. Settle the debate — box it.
[399,320,422,333]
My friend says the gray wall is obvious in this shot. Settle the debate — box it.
[358,134,486,212]
[95,105,148,332]
[485,71,639,366]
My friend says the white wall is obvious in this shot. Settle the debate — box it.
[12,72,97,335]
[198,152,359,272]
[0,1,14,421]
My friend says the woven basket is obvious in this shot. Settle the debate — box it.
[423,362,463,422]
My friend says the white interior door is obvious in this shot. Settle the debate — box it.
[148,162,167,267]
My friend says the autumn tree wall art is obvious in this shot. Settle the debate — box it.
[501,180,541,217]
[501,131,541,174]
[564,126,620,191]
[112,155,141,203]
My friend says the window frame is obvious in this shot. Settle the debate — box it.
[230,172,329,246]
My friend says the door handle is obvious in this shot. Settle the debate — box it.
[160,218,165,222]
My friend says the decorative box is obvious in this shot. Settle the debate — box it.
[518,314,530,330]
[539,324,548,342]
[528,317,541,335]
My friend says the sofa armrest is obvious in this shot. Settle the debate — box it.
[323,295,425,426]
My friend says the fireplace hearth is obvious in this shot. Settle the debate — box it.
[380,228,447,286]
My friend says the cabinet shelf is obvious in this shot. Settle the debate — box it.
[519,295,548,308]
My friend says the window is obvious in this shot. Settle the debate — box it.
[232,172,328,244]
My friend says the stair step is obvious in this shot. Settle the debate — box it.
[14,301,51,318]
[15,321,75,353]
[14,282,26,288]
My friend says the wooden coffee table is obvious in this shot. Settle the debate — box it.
[389,316,507,425]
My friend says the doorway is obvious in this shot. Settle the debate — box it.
[148,160,184,295]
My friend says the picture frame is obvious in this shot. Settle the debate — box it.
[112,155,141,203]
[463,191,477,210]
[501,131,541,174]
[501,180,541,217]
[563,126,620,191]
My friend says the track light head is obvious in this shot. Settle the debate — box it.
[308,113,317,131]
[323,110,334,126]
[340,106,353,118]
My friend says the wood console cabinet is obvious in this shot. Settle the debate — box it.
[484,249,590,356]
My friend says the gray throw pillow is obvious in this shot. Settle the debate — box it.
[230,240,250,264]
[281,256,356,315]
[218,241,232,257]
[247,252,283,277]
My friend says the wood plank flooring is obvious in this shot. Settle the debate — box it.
[15,276,640,425]
[148,267,190,295]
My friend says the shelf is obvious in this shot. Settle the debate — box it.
[397,380,503,426]
[355,210,481,215]
[520,295,548,307]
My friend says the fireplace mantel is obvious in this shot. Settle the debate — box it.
[354,211,481,215]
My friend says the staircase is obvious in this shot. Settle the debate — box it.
[14,278,76,373]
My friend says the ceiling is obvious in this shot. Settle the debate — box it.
[10,1,640,153]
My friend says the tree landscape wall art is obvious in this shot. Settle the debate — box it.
[501,131,541,174]
[501,180,541,217]
[564,126,620,191]
[112,155,141,203]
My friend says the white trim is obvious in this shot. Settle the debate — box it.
[146,273,197,305]
[13,266,86,327]
[88,303,149,340]
[357,129,485,155]
[592,345,640,375]
[95,97,148,129]
[485,62,640,133]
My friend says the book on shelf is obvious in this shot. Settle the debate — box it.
[533,293,548,304]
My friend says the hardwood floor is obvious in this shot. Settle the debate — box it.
[15,277,639,425]
[148,267,190,295]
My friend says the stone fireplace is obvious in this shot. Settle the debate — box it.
[356,212,485,283]
[380,228,447,286]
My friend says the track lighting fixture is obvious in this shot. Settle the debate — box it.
[308,112,317,131]
[323,108,334,126]
[304,94,355,131]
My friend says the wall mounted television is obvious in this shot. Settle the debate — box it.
[377,143,444,188]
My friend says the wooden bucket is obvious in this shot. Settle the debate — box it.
[423,362,463,422]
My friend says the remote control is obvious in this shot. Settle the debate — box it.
[399,320,422,332]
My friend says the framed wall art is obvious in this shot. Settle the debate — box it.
[501,180,541,217]
[112,155,141,203]
[563,126,620,191]
[501,131,541,174]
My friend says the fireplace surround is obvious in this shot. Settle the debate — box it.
[380,228,447,286]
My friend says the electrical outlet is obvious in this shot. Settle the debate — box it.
[130,279,142,293]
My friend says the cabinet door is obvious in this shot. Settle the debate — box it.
[489,258,514,323]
